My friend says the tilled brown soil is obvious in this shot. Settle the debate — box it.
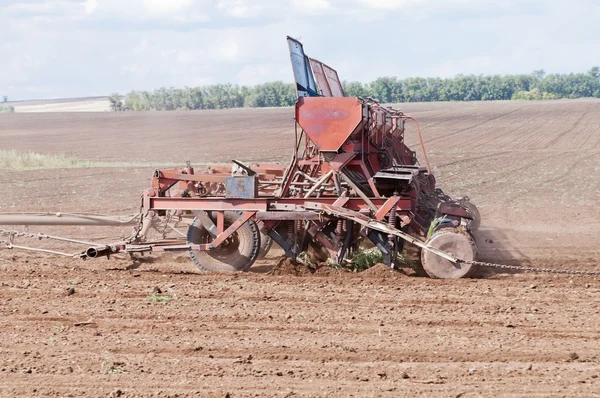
[1,100,600,396]
[2,254,599,397]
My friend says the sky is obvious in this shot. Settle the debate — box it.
[1,0,600,101]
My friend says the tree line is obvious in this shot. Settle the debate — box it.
[109,81,296,111]
[109,67,600,111]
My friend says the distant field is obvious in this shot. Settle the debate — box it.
[7,97,110,112]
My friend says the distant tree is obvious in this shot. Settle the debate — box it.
[2,96,7,103]
[512,88,543,100]
[245,81,296,107]
[532,69,546,80]
[342,81,373,98]
[507,74,536,93]
[370,77,400,103]
[108,93,125,111]
[479,75,513,100]
[403,77,439,102]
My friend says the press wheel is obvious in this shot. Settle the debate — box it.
[421,228,477,279]
[187,211,261,271]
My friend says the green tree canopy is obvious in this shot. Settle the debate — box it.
[114,67,600,111]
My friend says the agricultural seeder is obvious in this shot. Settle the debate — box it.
[0,37,482,278]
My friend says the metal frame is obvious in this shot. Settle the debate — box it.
[0,36,479,276]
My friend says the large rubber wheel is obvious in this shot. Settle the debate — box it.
[187,211,261,271]
[421,228,477,279]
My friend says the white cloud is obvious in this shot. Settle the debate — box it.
[142,0,193,14]
[237,63,275,85]
[426,56,495,78]
[215,40,240,61]
[359,0,424,9]
[358,0,502,9]
[1,0,600,99]
[133,39,148,55]
[291,0,334,15]
[356,0,534,18]
[121,63,151,77]
[83,0,97,14]
[2,0,97,21]
[9,53,42,81]
[217,0,264,18]
[172,11,211,23]
[4,1,76,13]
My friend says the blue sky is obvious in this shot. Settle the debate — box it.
[1,0,600,100]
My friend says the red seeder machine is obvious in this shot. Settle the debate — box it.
[0,37,481,278]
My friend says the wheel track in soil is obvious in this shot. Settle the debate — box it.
[466,107,556,151]
[540,110,590,150]
[457,103,600,153]
[423,108,522,145]
[498,151,600,209]
[440,152,561,192]
[435,150,513,168]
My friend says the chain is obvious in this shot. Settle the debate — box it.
[462,259,600,276]
[0,233,78,257]
[1,228,104,246]
[0,228,100,257]
[1,228,42,241]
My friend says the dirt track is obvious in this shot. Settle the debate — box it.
[1,100,600,396]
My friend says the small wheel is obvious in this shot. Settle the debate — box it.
[187,211,261,271]
[421,228,477,279]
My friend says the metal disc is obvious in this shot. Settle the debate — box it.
[463,202,481,231]
[421,228,477,279]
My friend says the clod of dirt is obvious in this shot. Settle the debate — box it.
[66,287,75,296]
[313,266,347,277]
[569,352,580,361]
[233,354,253,364]
[269,257,350,277]
[153,287,162,294]
[401,371,410,379]
[109,389,123,398]
[360,263,406,278]
[269,258,315,276]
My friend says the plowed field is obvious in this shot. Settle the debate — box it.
[1,99,599,397]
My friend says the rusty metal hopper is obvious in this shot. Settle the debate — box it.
[295,96,363,152]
